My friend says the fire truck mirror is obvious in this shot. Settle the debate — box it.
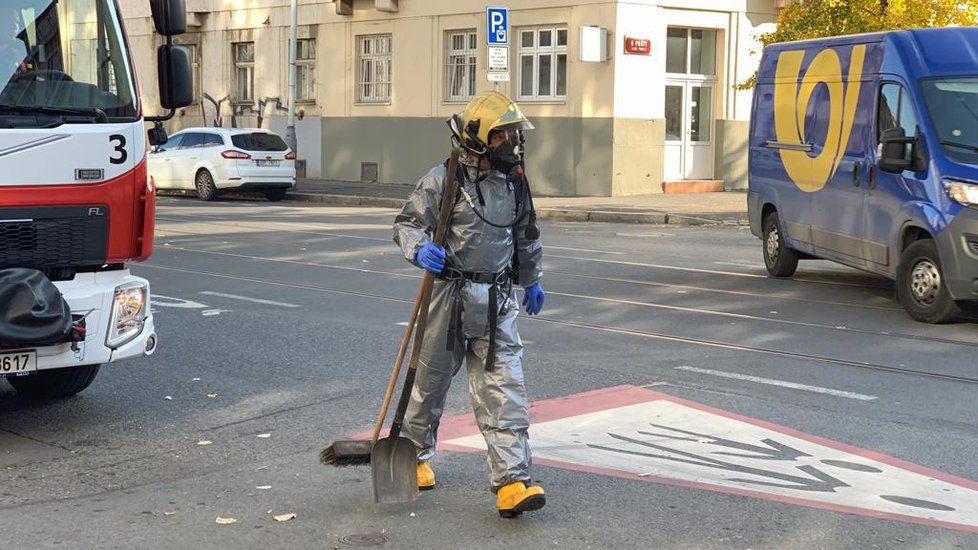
[150,0,187,37]
[157,45,193,110]
[148,125,168,147]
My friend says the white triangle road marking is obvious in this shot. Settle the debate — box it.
[438,385,978,534]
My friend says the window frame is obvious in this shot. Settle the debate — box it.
[356,33,393,105]
[444,29,478,103]
[295,37,316,103]
[232,41,255,104]
[516,26,568,102]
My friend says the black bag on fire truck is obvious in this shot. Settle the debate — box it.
[0,268,73,347]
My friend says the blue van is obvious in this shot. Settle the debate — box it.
[748,28,978,323]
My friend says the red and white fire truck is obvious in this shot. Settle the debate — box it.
[0,0,191,398]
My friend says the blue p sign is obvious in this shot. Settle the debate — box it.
[487,7,508,45]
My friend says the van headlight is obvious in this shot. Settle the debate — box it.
[944,178,978,208]
[106,282,147,348]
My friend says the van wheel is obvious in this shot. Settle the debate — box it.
[762,211,799,277]
[896,239,961,323]
[195,170,218,201]
[7,365,100,399]
[264,189,287,202]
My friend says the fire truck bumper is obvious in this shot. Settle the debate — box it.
[25,269,158,372]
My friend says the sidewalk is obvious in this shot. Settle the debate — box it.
[289,178,749,226]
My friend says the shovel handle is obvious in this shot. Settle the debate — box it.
[370,282,424,445]
[386,150,461,440]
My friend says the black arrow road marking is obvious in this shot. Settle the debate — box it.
[588,432,849,493]
[638,423,811,461]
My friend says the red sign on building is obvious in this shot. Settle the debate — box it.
[624,37,651,55]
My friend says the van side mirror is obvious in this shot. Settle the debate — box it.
[878,127,925,173]
[150,0,187,36]
[157,45,193,110]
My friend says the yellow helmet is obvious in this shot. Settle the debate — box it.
[452,91,533,154]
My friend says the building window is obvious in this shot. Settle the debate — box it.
[445,30,477,102]
[666,28,716,76]
[357,34,392,104]
[182,43,201,104]
[295,38,316,101]
[518,26,567,100]
[233,41,255,102]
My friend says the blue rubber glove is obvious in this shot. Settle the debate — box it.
[522,283,545,315]
[415,242,445,273]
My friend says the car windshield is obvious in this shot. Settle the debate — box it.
[0,0,137,126]
[231,133,289,152]
[920,76,978,164]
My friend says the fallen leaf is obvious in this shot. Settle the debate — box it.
[256,433,271,439]
[206,393,218,398]
[255,485,272,490]
[273,513,295,522]
[215,517,237,525]
[197,440,213,446]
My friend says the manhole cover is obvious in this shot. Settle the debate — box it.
[339,533,388,547]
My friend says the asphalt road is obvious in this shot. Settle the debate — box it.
[2,197,977,550]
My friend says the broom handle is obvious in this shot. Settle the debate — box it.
[387,151,461,440]
[370,283,424,445]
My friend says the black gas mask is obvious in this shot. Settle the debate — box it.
[486,128,524,182]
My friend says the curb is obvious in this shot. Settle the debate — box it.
[285,193,748,226]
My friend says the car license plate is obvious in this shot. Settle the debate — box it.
[0,350,37,375]
[256,159,281,167]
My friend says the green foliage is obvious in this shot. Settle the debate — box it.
[735,0,978,90]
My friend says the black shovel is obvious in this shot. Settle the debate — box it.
[371,150,462,504]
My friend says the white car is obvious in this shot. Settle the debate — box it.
[148,127,296,201]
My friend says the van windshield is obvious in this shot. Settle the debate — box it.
[920,77,978,164]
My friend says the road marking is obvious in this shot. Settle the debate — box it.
[674,365,878,401]
[199,291,300,308]
[546,245,624,255]
[153,294,207,309]
[435,385,978,534]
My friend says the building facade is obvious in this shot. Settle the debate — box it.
[121,0,781,195]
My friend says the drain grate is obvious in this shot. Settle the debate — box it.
[339,533,388,547]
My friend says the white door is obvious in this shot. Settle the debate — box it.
[664,80,714,180]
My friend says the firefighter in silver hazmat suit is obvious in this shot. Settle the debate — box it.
[392,91,546,517]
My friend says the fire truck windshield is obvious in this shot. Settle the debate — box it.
[0,0,137,125]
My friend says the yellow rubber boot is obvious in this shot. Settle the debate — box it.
[496,481,546,518]
[417,462,436,491]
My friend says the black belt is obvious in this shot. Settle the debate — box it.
[439,267,511,371]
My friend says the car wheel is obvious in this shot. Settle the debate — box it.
[896,239,961,323]
[7,365,100,399]
[762,211,799,277]
[264,189,287,202]
[195,170,218,201]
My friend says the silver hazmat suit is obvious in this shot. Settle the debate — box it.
[392,162,543,491]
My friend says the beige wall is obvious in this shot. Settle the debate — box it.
[120,0,779,195]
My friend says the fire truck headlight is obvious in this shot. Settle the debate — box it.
[106,283,148,348]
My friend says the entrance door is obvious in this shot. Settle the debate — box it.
[664,80,714,179]
[664,27,717,180]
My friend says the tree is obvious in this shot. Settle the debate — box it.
[736,0,978,89]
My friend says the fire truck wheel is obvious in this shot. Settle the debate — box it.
[7,365,100,399]
[195,169,218,201]
[265,189,287,202]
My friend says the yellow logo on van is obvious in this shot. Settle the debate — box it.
[774,46,866,192]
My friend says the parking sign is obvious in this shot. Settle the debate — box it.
[487,7,508,45]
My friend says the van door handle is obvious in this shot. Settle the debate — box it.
[868,165,877,189]
[853,162,862,187]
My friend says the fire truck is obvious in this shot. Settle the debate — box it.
[0,0,191,398]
